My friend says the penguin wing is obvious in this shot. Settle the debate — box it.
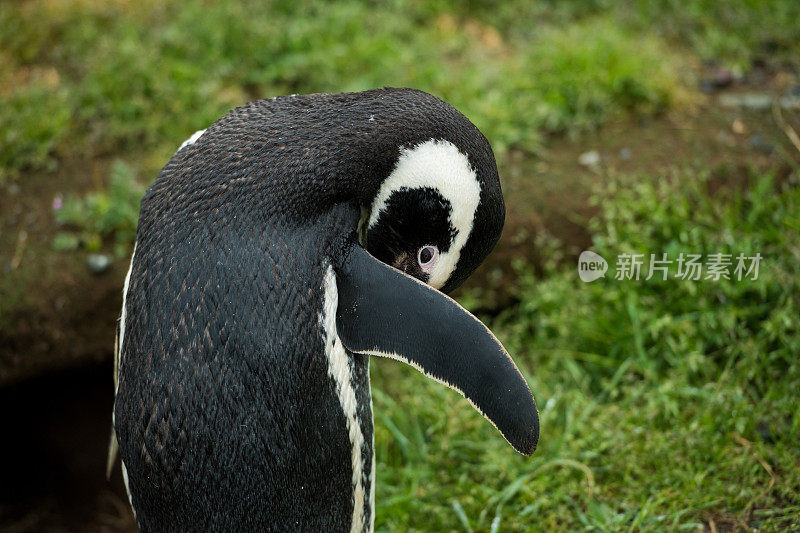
[335,245,539,455]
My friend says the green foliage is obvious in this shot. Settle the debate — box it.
[372,170,800,531]
[2,1,797,178]
[515,170,799,386]
[1,0,686,177]
[0,85,70,182]
[53,160,144,257]
[624,0,800,71]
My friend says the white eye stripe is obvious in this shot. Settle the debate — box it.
[367,139,481,289]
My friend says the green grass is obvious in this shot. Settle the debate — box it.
[3,1,798,181]
[371,169,800,531]
[623,0,800,72]
[0,0,688,181]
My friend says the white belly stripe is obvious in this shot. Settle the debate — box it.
[321,265,369,533]
[116,242,136,396]
[115,243,137,514]
[369,377,376,532]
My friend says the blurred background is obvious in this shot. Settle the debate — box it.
[1,0,799,531]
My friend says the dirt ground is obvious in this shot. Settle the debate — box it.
[0,70,797,530]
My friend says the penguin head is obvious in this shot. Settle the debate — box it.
[360,90,505,294]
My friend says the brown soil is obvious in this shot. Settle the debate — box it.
[0,157,127,387]
[0,70,798,530]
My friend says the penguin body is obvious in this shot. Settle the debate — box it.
[113,89,538,531]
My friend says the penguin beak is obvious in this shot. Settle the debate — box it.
[335,246,539,455]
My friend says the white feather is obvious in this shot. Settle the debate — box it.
[177,129,206,151]
[321,265,371,533]
[367,139,481,289]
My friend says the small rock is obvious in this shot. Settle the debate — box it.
[747,134,774,153]
[700,67,740,92]
[619,148,632,160]
[713,68,734,86]
[719,93,772,110]
[731,119,746,135]
[780,95,800,110]
[743,94,772,109]
[699,79,716,93]
[578,150,600,167]
[8,183,20,196]
[87,254,113,275]
[705,67,735,90]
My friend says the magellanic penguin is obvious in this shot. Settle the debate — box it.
[111,88,539,531]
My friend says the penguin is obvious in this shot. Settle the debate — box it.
[111,88,538,531]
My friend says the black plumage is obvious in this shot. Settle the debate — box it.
[113,88,536,531]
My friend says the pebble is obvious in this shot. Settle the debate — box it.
[781,95,800,109]
[578,150,600,167]
[87,254,113,274]
[747,134,774,153]
[719,93,771,110]
[718,92,799,110]
[700,67,735,91]
[619,148,632,160]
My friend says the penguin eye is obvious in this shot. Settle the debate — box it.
[417,245,439,272]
